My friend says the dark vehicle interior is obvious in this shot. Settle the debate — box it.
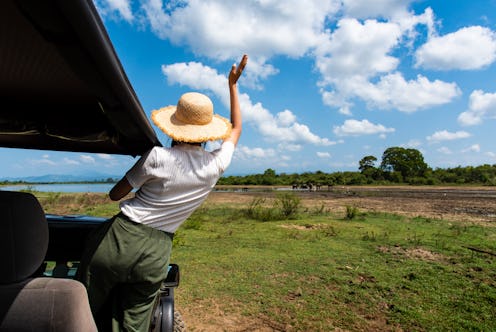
[0,0,160,156]
[0,1,177,331]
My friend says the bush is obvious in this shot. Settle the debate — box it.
[345,205,359,220]
[276,192,301,219]
[244,193,301,221]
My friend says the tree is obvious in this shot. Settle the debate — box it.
[261,168,277,185]
[380,147,428,181]
[359,156,377,172]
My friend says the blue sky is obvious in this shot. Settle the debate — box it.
[2,0,496,178]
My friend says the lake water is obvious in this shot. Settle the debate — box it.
[1,183,292,193]
[0,183,115,193]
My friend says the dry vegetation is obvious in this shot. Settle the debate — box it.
[208,185,496,224]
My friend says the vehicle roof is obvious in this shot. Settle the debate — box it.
[0,0,162,156]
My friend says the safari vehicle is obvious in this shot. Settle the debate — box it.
[0,0,183,331]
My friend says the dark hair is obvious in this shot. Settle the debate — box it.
[171,140,205,148]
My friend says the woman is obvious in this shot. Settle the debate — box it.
[79,54,248,331]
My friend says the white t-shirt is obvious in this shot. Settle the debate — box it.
[119,141,235,233]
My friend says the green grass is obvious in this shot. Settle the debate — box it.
[172,206,496,331]
[33,192,496,330]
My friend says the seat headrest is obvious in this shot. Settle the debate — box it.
[0,191,48,284]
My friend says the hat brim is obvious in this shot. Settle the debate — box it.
[151,106,232,142]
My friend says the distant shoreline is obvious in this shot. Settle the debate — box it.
[0,181,116,186]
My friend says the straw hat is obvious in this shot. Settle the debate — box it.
[151,92,232,142]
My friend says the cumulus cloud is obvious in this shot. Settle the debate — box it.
[140,0,339,84]
[342,0,410,19]
[31,156,56,166]
[317,152,331,158]
[145,0,337,57]
[94,0,134,22]
[336,73,461,113]
[486,152,496,158]
[333,119,395,136]
[437,147,452,155]
[97,154,114,160]
[462,144,481,153]
[235,145,276,159]
[403,139,422,148]
[63,158,80,166]
[458,90,496,126]
[100,1,460,115]
[162,61,334,146]
[416,26,496,70]
[276,110,297,127]
[80,155,96,164]
[315,11,459,113]
[426,130,471,142]
[279,143,302,152]
[316,18,402,80]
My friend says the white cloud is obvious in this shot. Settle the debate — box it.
[235,145,276,159]
[486,152,496,158]
[97,154,114,160]
[462,144,481,153]
[426,130,471,142]
[458,90,496,126]
[162,61,334,146]
[333,119,395,136]
[80,155,96,164]
[317,152,331,158]
[316,18,402,80]
[94,0,134,22]
[279,143,302,152]
[141,0,339,85]
[342,0,410,19]
[103,1,458,115]
[403,139,422,148]
[63,158,80,166]
[144,0,338,58]
[416,26,496,70]
[161,61,225,94]
[30,157,56,166]
[316,13,459,113]
[437,146,452,155]
[276,110,297,127]
[363,73,461,113]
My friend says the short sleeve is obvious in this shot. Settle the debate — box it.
[211,141,235,172]
[125,148,158,189]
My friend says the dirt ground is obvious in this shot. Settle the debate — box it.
[208,185,496,225]
[179,186,496,332]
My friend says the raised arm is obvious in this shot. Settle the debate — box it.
[224,54,248,146]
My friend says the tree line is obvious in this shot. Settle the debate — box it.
[218,147,496,186]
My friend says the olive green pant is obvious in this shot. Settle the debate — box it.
[79,213,172,332]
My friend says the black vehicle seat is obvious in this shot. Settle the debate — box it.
[0,191,96,332]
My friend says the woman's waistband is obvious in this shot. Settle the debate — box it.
[116,212,174,240]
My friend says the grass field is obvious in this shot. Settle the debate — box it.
[32,188,496,331]
[171,199,495,331]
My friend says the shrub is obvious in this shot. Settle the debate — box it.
[244,193,301,221]
[345,205,359,220]
[276,192,301,219]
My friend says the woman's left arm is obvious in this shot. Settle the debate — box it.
[109,177,133,201]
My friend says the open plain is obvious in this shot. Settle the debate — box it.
[210,185,496,224]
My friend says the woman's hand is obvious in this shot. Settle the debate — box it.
[229,54,248,86]
[225,54,248,146]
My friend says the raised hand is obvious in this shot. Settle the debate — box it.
[229,54,248,86]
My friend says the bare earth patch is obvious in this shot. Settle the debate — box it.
[377,245,445,262]
[179,299,287,332]
[208,185,496,225]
